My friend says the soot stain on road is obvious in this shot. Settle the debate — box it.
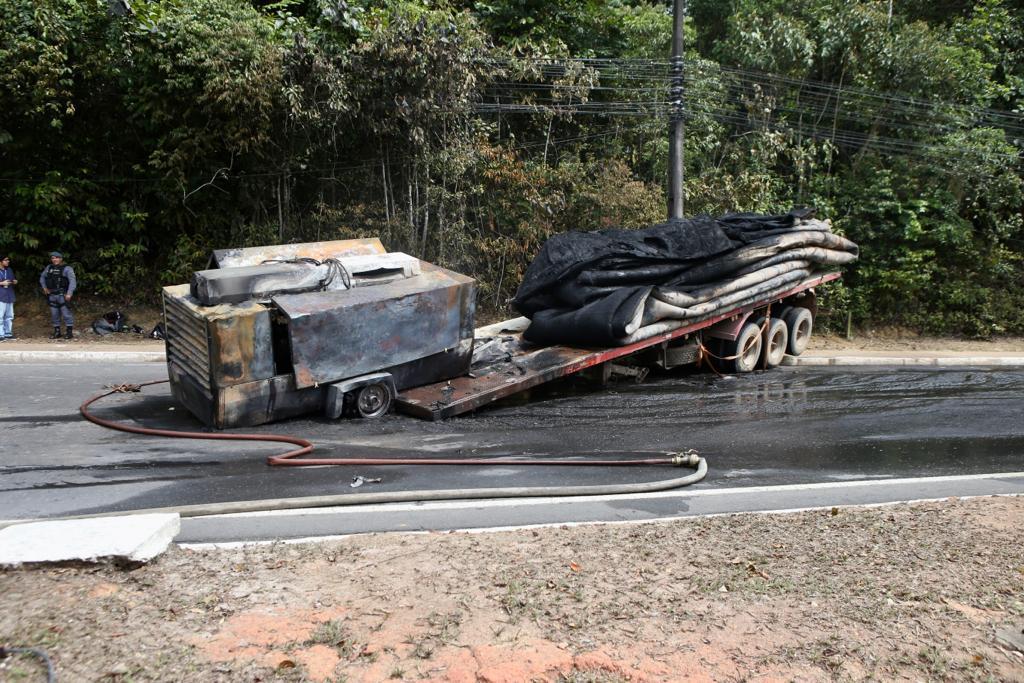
[3,366,1024,518]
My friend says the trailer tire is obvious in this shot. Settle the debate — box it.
[761,318,789,368]
[729,322,763,373]
[784,307,813,356]
[354,382,393,419]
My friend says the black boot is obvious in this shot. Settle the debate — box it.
[50,327,62,339]
[65,326,74,340]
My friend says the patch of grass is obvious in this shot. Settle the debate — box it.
[0,660,37,681]
[20,627,62,650]
[403,611,464,660]
[306,619,356,657]
[499,579,531,622]
[784,635,854,674]
[389,666,405,679]
[917,646,950,677]
[425,611,462,643]
[410,637,436,659]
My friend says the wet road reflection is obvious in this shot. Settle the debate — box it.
[2,364,1023,518]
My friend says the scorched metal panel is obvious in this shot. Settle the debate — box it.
[274,268,474,389]
[210,238,385,269]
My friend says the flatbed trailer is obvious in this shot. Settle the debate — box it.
[397,272,840,420]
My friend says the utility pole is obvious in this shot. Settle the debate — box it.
[667,0,686,220]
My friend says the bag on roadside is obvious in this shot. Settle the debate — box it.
[150,322,166,340]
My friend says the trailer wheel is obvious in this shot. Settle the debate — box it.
[354,382,393,419]
[761,318,789,368]
[784,307,813,356]
[729,322,763,373]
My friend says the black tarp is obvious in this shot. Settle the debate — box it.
[513,209,858,346]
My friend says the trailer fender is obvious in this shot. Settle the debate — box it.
[703,310,756,342]
[324,372,396,419]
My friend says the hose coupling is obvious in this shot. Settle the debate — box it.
[670,449,701,467]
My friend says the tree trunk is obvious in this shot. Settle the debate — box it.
[543,117,554,165]
[277,174,284,242]
[381,153,390,223]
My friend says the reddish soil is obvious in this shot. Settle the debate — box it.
[2,497,1023,682]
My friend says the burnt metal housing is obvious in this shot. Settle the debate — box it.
[163,239,476,428]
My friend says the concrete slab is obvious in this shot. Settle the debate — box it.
[0,513,180,566]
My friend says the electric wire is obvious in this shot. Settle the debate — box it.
[5,60,1020,185]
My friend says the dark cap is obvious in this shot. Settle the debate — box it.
[49,251,63,258]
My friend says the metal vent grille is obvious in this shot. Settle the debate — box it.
[162,292,212,395]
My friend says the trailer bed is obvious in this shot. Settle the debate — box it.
[396,272,840,420]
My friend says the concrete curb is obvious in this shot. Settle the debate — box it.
[0,349,166,363]
[3,348,1024,366]
[784,355,1024,367]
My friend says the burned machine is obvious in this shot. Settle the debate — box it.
[162,239,476,428]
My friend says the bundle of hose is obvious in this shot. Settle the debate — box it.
[515,210,859,346]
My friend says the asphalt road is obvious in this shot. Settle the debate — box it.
[2,361,1024,542]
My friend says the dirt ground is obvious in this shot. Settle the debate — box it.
[2,497,1023,682]
[811,332,1024,354]
[5,295,163,341]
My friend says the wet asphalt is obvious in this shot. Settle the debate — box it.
[2,361,1023,534]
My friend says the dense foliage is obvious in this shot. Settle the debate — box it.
[1,0,1021,335]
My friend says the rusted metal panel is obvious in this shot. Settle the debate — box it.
[210,238,385,269]
[396,272,841,420]
[386,338,474,391]
[170,362,321,429]
[217,375,324,428]
[275,267,476,390]
[207,303,275,388]
[397,343,617,420]
[167,360,216,426]
[163,285,275,390]
[162,286,213,392]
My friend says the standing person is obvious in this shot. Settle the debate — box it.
[39,251,76,340]
[0,255,16,340]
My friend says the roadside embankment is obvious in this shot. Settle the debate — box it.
[1,496,1022,681]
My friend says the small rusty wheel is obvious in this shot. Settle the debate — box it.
[354,383,392,419]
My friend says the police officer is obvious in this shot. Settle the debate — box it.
[39,251,77,339]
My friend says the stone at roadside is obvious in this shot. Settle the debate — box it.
[0,513,180,567]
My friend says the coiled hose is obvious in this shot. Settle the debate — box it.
[77,379,708,517]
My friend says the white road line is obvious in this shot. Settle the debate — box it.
[180,491,1024,550]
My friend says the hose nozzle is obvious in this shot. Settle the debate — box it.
[670,449,701,467]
